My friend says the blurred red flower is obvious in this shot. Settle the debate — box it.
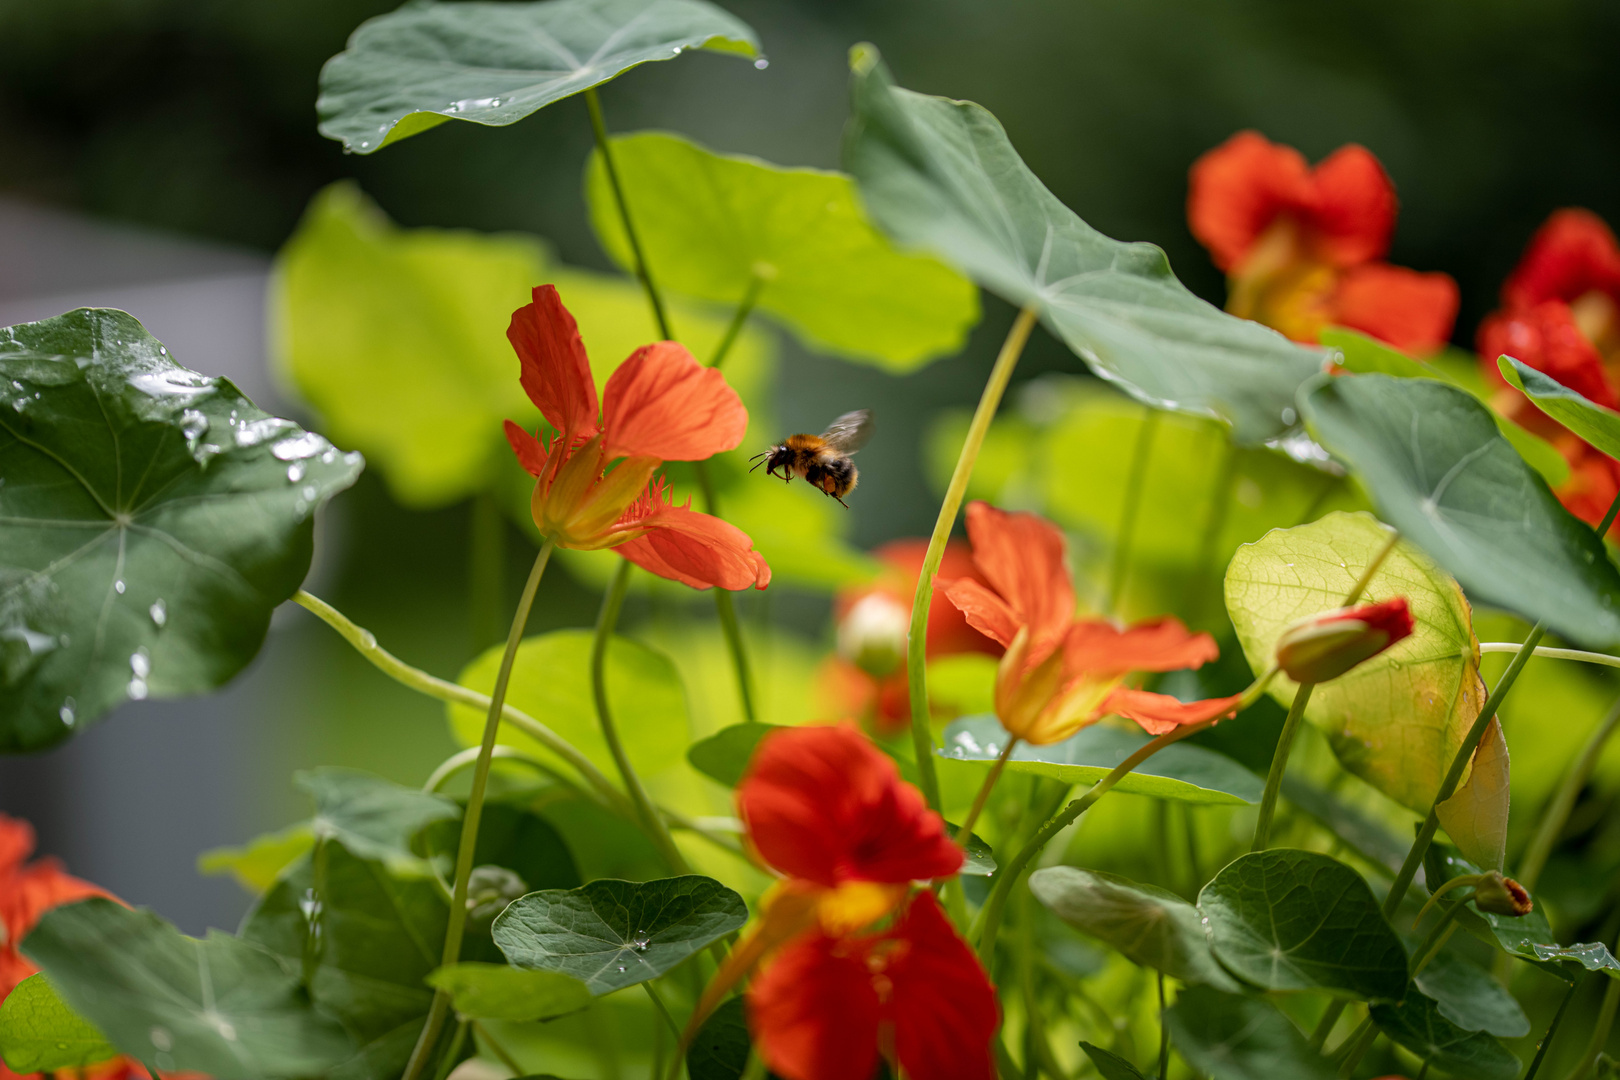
[503,285,770,590]
[1477,210,1620,531]
[944,502,1240,742]
[1188,131,1457,354]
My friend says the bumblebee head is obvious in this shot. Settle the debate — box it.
[750,444,794,477]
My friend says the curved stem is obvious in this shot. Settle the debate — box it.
[908,305,1040,812]
[956,737,1017,844]
[594,559,689,873]
[1478,643,1620,667]
[1566,973,1620,1080]
[1524,977,1581,1080]
[585,87,672,341]
[1345,528,1400,606]
[1109,407,1161,615]
[1381,621,1547,919]
[642,981,682,1042]
[423,744,572,795]
[1409,903,1465,979]
[403,541,554,1080]
[1250,683,1314,851]
[709,272,766,371]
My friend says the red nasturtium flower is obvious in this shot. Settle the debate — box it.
[722,725,998,1080]
[821,539,1002,735]
[502,285,770,590]
[1478,209,1620,530]
[944,502,1241,742]
[1273,597,1415,684]
[1188,131,1458,354]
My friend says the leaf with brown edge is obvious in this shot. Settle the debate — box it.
[1436,717,1510,872]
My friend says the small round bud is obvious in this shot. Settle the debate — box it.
[1274,597,1414,683]
[837,592,910,678]
[466,864,528,922]
[1473,870,1533,918]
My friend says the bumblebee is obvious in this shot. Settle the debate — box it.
[750,409,874,507]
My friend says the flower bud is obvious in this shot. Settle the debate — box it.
[1274,597,1414,684]
[837,592,910,678]
[1472,870,1533,918]
[466,864,528,923]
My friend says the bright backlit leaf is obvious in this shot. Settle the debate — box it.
[687,721,778,787]
[317,0,761,154]
[449,629,689,781]
[1028,866,1240,990]
[23,898,354,1080]
[198,824,317,894]
[844,46,1327,445]
[1415,946,1530,1037]
[1197,849,1408,1000]
[296,768,461,878]
[1434,717,1510,872]
[1370,991,1520,1080]
[586,131,979,369]
[1165,986,1333,1080]
[0,308,362,751]
[1300,374,1620,647]
[1500,354,1620,461]
[1225,511,1486,814]
[0,973,118,1074]
[425,963,592,1021]
[494,876,747,994]
[940,715,1263,805]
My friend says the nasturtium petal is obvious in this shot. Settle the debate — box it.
[1500,353,1620,461]
[1197,849,1408,1000]
[1300,373,1620,647]
[1225,511,1486,814]
[585,131,979,369]
[1369,991,1520,1080]
[425,963,592,1021]
[317,0,762,154]
[843,46,1327,445]
[1165,986,1333,1080]
[23,898,354,1080]
[0,973,119,1074]
[0,307,362,751]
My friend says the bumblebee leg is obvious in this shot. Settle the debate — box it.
[834,494,850,508]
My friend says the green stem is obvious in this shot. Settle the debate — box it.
[1520,693,1620,892]
[692,463,758,725]
[595,559,689,873]
[908,305,1041,812]
[1525,977,1581,1080]
[1334,1015,1377,1077]
[1566,973,1620,1080]
[469,491,506,651]
[1416,1060,1430,1080]
[431,1019,469,1080]
[1157,971,1170,1080]
[1187,437,1237,625]
[709,272,766,370]
[1109,407,1161,615]
[1409,903,1465,979]
[1251,683,1314,852]
[424,744,572,795]
[1309,1001,1346,1050]
[642,981,682,1042]
[1477,643,1620,667]
[475,1020,526,1077]
[402,541,555,1080]
[1381,621,1548,919]
[585,86,672,341]
[957,737,1018,843]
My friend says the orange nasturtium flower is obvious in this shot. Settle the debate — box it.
[944,502,1242,743]
[502,285,770,590]
[712,725,998,1080]
[1188,130,1458,354]
[1477,209,1620,530]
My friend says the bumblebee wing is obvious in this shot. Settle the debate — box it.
[820,409,875,454]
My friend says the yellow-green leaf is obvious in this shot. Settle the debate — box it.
[1435,717,1511,872]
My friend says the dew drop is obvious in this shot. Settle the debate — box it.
[60,698,76,727]
[149,599,167,627]
[114,579,126,594]
[130,648,151,679]
[617,964,626,972]
[128,678,148,701]
[302,485,318,502]
[632,931,650,951]
[149,1027,173,1053]
[287,462,306,483]
[753,57,769,69]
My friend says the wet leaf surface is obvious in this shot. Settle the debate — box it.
[297,767,461,878]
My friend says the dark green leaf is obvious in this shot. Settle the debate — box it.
[1165,985,1333,1080]
[954,826,996,878]
[1423,841,1573,980]
[1414,947,1530,1037]
[1198,849,1408,1000]
[940,715,1263,805]
[1300,374,1620,647]
[1028,866,1239,991]
[425,963,592,1021]
[687,997,768,1080]
[240,844,446,1080]
[687,722,780,787]
[1501,354,1620,461]
[297,767,461,877]
[417,797,582,892]
[1078,1041,1150,1080]
[22,897,353,1080]
[0,973,119,1073]
[1280,777,1406,876]
[1370,990,1519,1080]
[0,308,362,751]
[317,0,761,154]
[493,876,747,994]
[844,47,1326,444]
[1519,940,1620,977]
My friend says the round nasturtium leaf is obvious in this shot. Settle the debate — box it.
[585,131,980,370]
[317,0,762,155]
[0,308,362,752]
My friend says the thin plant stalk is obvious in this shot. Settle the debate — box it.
[642,981,682,1042]
[1334,1015,1378,1077]
[1250,683,1314,851]
[1524,978,1581,1080]
[1187,437,1237,625]
[584,87,672,341]
[691,464,759,725]
[402,540,554,1080]
[475,1021,526,1076]
[594,558,690,873]
[1108,406,1160,615]
[424,744,571,795]
[1566,973,1620,1080]
[1519,693,1620,891]
[1409,902,1467,979]
[1157,972,1170,1080]
[1478,643,1620,668]
[431,1020,469,1080]
[1309,1001,1345,1050]
[957,737,1018,844]
[709,271,766,370]
[907,305,1040,812]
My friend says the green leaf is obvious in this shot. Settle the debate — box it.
[449,629,688,782]
[1424,842,1573,981]
[1369,991,1520,1080]
[1299,374,1620,647]
[1500,353,1620,461]
[1165,985,1333,1080]
[956,826,996,878]
[0,307,363,751]
[297,767,461,877]
[317,0,761,154]
[493,876,748,994]
[240,843,447,1080]
[687,997,764,1080]
[940,715,1263,805]
[1519,940,1620,977]
[0,973,119,1073]
[425,963,592,1021]
[1225,511,1486,814]
[1197,849,1408,1000]
[23,897,354,1080]
[843,46,1327,445]
[417,796,582,893]
[1279,777,1406,876]
[1078,1042,1151,1080]
[1414,947,1530,1037]
[687,721,779,787]
[1028,866,1240,991]
[198,824,317,894]
[585,131,978,369]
